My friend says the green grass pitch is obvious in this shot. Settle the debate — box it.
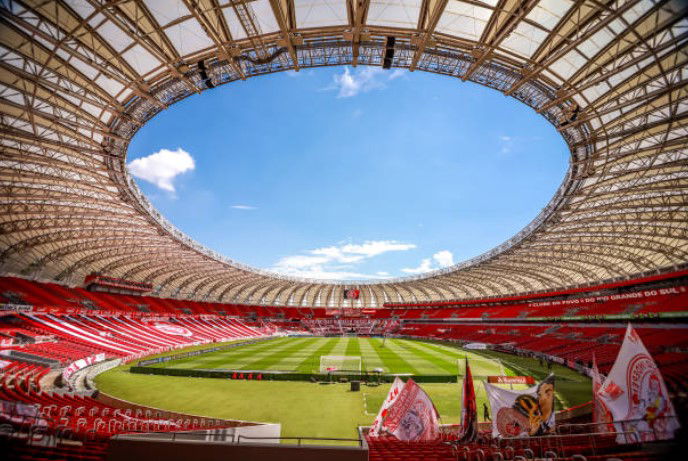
[96,337,592,442]
[154,336,504,375]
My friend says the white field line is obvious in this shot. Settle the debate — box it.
[362,393,376,416]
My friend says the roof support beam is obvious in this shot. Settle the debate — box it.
[184,0,248,79]
[505,0,655,97]
[409,0,449,71]
[268,0,300,70]
[348,0,370,66]
[461,0,538,81]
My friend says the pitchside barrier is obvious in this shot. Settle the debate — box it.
[137,338,271,367]
[129,366,458,383]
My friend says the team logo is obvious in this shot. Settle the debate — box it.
[154,322,193,337]
[600,380,624,400]
[496,407,529,437]
[625,354,672,440]
[396,403,425,440]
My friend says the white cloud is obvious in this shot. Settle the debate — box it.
[341,241,416,257]
[402,250,454,274]
[272,265,387,281]
[271,240,416,280]
[275,254,331,269]
[388,68,406,80]
[231,204,257,210]
[327,66,405,98]
[433,250,454,268]
[127,148,194,192]
[499,135,514,154]
[401,258,433,274]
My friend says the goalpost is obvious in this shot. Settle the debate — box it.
[319,355,362,374]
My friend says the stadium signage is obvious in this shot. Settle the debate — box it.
[488,376,535,385]
[153,322,193,337]
[527,286,686,307]
[464,342,488,350]
[62,353,107,382]
[324,308,363,317]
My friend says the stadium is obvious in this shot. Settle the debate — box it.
[0,0,687,460]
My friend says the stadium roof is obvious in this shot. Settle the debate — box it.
[1,0,687,307]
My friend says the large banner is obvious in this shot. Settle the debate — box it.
[153,322,193,337]
[379,378,440,441]
[62,353,107,382]
[485,374,555,438]
[458,360,477,442]
[597,324,680,443]
[369,377,404,437]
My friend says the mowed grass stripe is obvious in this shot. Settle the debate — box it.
[162,338,291,369]
[357,338,385,372]
[239,337,319,371]
[185,337,306,370]
[406,340,467,359]
[344,337,361,357]
[372,338,422,375]
[258,337,327,371]
[193,337,302,370]
[295,337,343,373]
[396,341,498,375]
[404,341,509,377]
[384,340,449,375]
[328,337,350,357]
[392,340,459,375]
[344,337,362,369]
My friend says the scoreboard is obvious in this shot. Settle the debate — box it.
[343,289,360,300]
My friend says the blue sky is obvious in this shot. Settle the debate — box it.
[127,66,568,280]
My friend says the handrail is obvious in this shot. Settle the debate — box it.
[556,415,680,434]
[236,434,363,447]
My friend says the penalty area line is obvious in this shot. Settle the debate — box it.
[363,393,376,416]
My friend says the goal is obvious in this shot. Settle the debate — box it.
[457,355,505,378]
[319,355,362,374]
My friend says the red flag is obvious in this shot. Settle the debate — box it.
[591,353,614,433]
[459,359,478,442]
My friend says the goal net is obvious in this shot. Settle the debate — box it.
[457,355,505,378]
[319,355,362,374]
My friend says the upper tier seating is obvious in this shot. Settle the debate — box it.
[303,318,400,336]
[3,276,686,321]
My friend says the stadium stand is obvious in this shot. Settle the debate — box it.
[1,274,686,459]
[2,0,687,457]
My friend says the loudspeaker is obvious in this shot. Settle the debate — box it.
[350,380,361,392]
[383,36,396,69]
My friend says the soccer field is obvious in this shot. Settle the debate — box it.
[155,336,506,376]
[96,337,592,442]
